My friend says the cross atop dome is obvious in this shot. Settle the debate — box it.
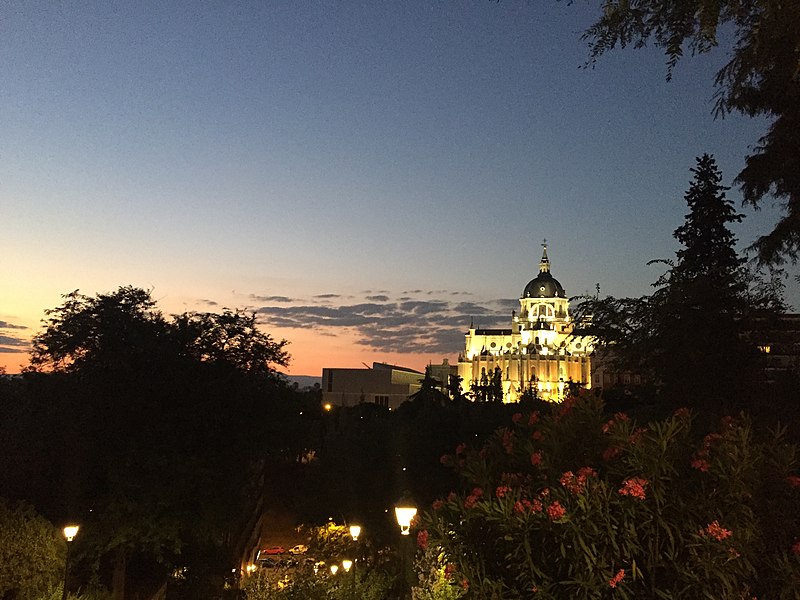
[540,239,550,273]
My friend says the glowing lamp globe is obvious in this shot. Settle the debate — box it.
[342,559,352,572]
[63,525,79,542]
[394,506,417,535]
[349,525,361,541]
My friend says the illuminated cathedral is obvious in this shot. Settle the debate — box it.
[457,243,593,402]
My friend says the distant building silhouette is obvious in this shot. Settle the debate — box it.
[321,362,425,410]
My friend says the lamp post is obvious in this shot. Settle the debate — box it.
[394,493,417,599]
[342,559,354,598]
[62,525,79,600]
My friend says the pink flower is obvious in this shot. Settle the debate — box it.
[609,569,625,588]
[673,407,690,418]
[512,412,523,424]
[700,520,732,542]
[495,485,511,499]
[528,411,540,425]
[546,501,566,521]
[444,563,456,578]
[787,475,800,488]
[532,430,543,441]
[530,451,543,466]
[460,578,469,590]
[614,412,630,422]
[447,491,457,502]
[417,529,428,549]
[602,446,621,461]
[560,467,597,494]
[439,454,450,465]
[691,457,711,472]
[618,477,648,500]
[455,443,467,455]
[432,499,443,510]
[464,488,483,509]
[530,498,543,513]
[513,500,527,514]
[792,540,800,555]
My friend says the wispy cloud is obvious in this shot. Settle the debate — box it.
[253,290,512,354]
[249,294,296,303]
[0,321,30,353]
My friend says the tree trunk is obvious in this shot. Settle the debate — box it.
[112,547,126,600]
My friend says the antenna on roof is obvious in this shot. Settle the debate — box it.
[362,362,371,369]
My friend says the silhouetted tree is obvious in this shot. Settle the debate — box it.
[23,286,291,599]
[577,155,784,413]
[409,367,448,406]
[582,0,800,264]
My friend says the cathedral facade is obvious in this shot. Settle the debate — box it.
[457,244,593,402]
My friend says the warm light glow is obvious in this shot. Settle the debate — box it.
[246,563,256,574]
[395,506,417,535]
[324,403,332,411]
[330,564,339,575]
[63,525,79,542]
[349,525,361,541]
[342,559,352,572]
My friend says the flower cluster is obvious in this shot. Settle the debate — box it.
[513,497,543,514]
[464,487,483,509]
[618,477,648,500]
[417,529,429,549]
[691,431,723,472]
[609,569,625,588]
[700,520,733,542]
[530,451,543,466]
[559,467,597,495]
[546,500,566,521]
[495,485,512,499]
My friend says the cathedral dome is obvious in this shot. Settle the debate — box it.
[522,243,566,298]
[523,270,565,298]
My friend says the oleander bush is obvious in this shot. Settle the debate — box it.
[416,391,800,599]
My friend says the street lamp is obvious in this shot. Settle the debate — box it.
[394,493,417,599]
[61,525,79,600]
[394,497,417,536]
[349,525,361,541]
[342,559,352,572]
[330,564,339,575]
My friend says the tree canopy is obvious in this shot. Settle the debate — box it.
[575,155,784,412]
[18,286,291,599]
[583,0,800,264]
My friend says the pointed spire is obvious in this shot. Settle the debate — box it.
[539,239,550,273]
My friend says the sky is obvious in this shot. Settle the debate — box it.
[2,1,797,377]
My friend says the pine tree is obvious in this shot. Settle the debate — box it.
[576,155,784,414]
[652,155,752,410]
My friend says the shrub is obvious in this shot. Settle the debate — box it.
[419,391,800,598]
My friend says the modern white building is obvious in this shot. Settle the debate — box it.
[457,244,593,402]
